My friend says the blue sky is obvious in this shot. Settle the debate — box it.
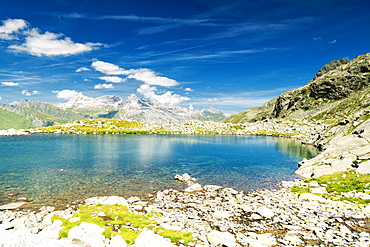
[0,0,369,113]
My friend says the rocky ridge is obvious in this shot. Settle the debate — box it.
[225,53,370,123]
[1,174,370,247]
[0,94,227,129]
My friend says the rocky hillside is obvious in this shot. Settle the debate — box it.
[0,94,227,129]
[224,53,370,178]
[225,53,370,123]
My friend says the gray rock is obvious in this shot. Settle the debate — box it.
[68,222,106,247]
[108,234,128,247]
[257,206,274,218]
[357,160,370,174]
[134,228,176,247]
[0,202,25,210]
[184,183,202,192]
[204,185,223,191]
[207,230,236,247]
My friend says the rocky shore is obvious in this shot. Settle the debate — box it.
[0,129,30,136]
[1,174,369,247]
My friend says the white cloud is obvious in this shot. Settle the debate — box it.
[128,68,178,87]
[0,96,2,100]
[76,67,90,72]
[10,28,103,57]
[185,87,193,91]
[0,19,27,40]
[2,81,19,86]
[94,83,114,89]
[137,84,189,105]
[91,60,131,75]
[53,89,83,100]
[22,89,41,96]
[329,39,337,44]
[92,60,178,87]
[98,76,126,83]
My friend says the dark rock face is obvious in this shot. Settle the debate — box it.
[313,58,349,80]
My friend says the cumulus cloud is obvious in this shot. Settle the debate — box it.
[10,28,103,57]
[184,87,193,91]
[2,81,19,86]
[92,60,178,87]
[128,68,178,87]
[22,90,41,96]
[53,89,83,100]
[98,76,126,83]
[0,19,27,40]
[94,83,114,89]
[91,60,131,75]
[76,67,90,72]
[137,84,189,105]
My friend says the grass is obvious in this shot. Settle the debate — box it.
[0,109,31,130]
[310,171,370,193]
[52,204,194,245]
[291,171,370,204]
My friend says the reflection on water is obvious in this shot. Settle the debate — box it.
[0,134,319,209]
[276,137,320,159]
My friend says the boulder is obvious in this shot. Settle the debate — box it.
[184,183,202,192]
[257,206,274,218]
[356,160,370,174]
[207,230,236,247]
[68,222,106,247]
[134,228,176,247]
[109,234,128,247]
[212,211,231,219]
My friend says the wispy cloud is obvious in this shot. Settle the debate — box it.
[174,48,279,61]
[59,12,217,35]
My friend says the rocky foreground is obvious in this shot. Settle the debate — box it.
[1,174,370,247]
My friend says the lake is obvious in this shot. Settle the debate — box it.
[0,134,319,209]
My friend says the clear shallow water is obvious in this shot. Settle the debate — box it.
[0,134,319,209]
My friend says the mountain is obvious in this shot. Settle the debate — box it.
[224,53,370,123]
[0,94,227,129]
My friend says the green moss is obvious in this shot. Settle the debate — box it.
[311,171,370,193]
[53,205,194,244]
[290,186,310,194]
[155,227,194,244]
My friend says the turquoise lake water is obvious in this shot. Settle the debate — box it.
[0,134,319,209]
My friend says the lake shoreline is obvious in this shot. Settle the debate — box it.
[1,174,369,246]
